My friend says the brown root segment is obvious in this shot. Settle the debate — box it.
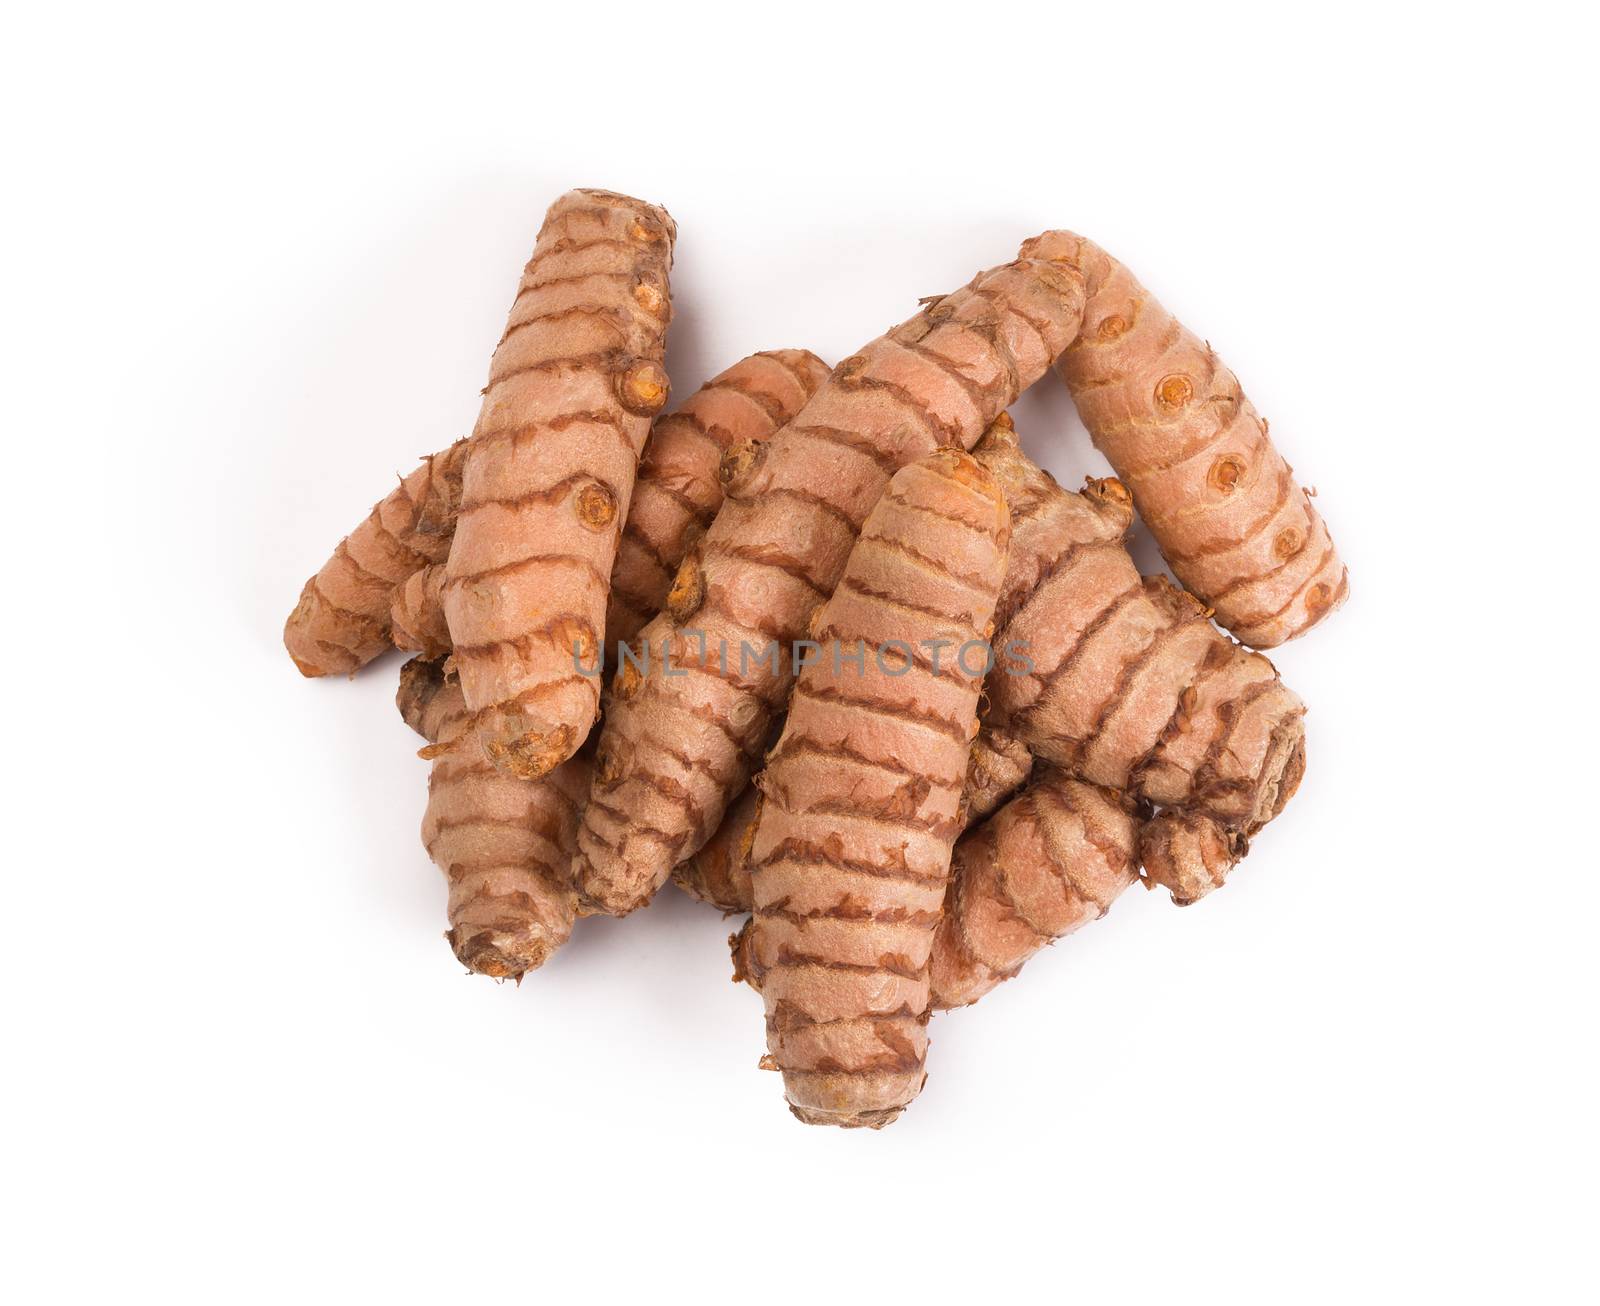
[1138,808,1248,906]
[391,563,451,660]
[974,421,1307,834]
[673,783,764,913]
[573,247,1090,917]
[929,769,1139,1008]
[443,190,676,780]
[960,726,1035,828]
[1020,231,1347,648]
[721,771,1136,1011]
[607,349,830,649]
[284,440,468,676]
[397,657,588,979]
[676,714,1029,911]
[740,451,1011,1128]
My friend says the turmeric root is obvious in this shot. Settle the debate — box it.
[673,783,763,913]
[677,720,1034,913]
[1021,232,1347,647]
[391,563,450,660]
[443,189,675,781]
[397,657,589,979]
[573,245,1090,916]
[708,761,1140,1012]
[1137,808,1249,906]
[974,419,1306,834]
[928,770,1138,1008]
[607,349,830,648]
[960,726,1035,828]
[741,450,1011,1128]
[284,440,467,676]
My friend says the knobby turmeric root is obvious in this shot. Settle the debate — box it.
[724,769,1227,1011]
[928,770,1139,1008]
[1137,808,1250,906]
[705,764,1143,1013]
[974,419,1306,835]
[284,440,467,676]
[443,189,676,782]
[397,657,590,979]
[573,244,1090,917]
[741,450,1011,1128]
[1022,231,1347,647]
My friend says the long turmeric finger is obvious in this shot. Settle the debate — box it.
[741,450,1010,1128]
[443,189,676,781]
[1023,231,1347,647]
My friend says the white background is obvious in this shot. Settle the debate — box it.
[6,3,1597,1302]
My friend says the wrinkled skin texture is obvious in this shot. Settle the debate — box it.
[739,451,1010,1128]
[607,349,830,649]
[929,770,1138,1008]
[960,725,1036,828]
[1138,808,1249,906]
[398,657,590,979]
[717,769,1139,1013]
[391,562,451,660]
[443,189,676,781]
[675,719,1036,915]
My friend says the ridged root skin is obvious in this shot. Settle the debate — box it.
[443,189,676,778]
[974,425,1307,834]
[1138,809,1249,906]
[1021,230,1347,648]
[730,768,1137,1012]
[961,726,1035,827]
[390,563,451,660]
[929,771,1138,1008]
[675,715,1030,913]
[284,440,467,676]
[572,248,1091,919]
[742,450,1011,1127]
[397,657,588,980]
[673,784,763,913]
[606,349,830,649]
